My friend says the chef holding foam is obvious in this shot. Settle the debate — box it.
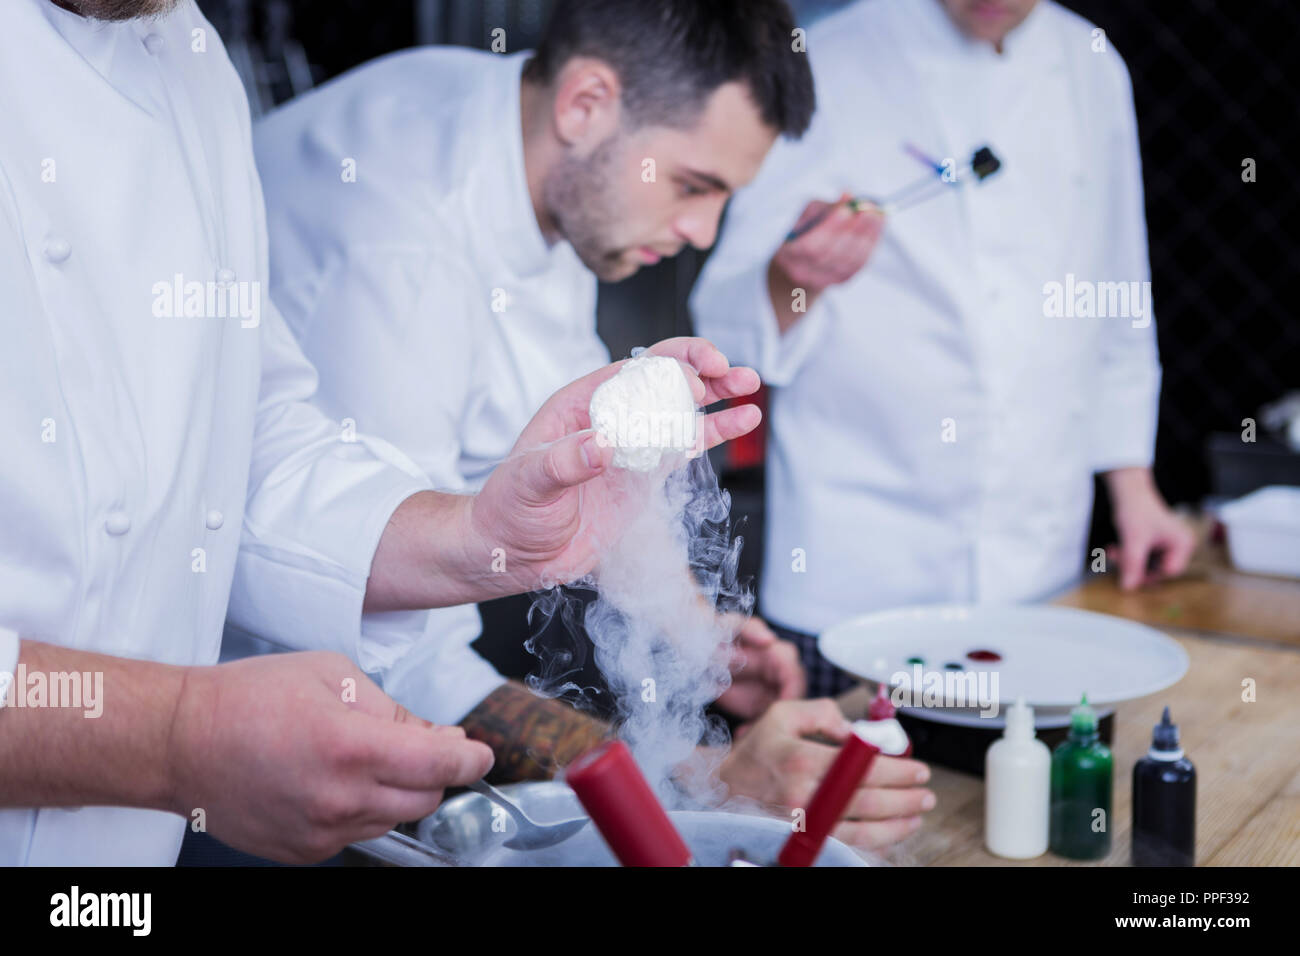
[691,0,1196,697]
[253,0,935,847]
[0,0,761,865]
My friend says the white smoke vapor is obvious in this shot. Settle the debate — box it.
[528,443,753,806]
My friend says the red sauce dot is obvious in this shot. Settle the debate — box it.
[966,649,1002,662]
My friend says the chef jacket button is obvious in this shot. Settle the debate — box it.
[44,238,72,264]
[215,267,236,287]
[104,511,131,536]
[143,33,165,55]
[205,509,224,530]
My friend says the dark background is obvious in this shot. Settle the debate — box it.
[201,0,1299,704]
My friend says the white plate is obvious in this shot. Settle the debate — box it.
[818,604,1188,711]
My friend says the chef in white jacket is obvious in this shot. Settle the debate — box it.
[252,46,612,728]
[0,0,760,865]
[251,0,939,848]
[691,0,1196,696]
[250,1,821,731]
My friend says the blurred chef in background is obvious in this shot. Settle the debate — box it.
[253,0,934,846]
[692,0,1196,697]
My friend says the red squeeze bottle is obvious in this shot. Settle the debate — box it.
[566,740,694,867]
[777,717,911,868]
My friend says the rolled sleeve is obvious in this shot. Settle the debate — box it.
[228,452,430,661]
[372,605,506,725]
[1089,356,1161,473]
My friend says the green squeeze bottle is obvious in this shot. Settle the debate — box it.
[1049,694,1113,860]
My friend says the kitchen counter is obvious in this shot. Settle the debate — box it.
[1055,532,1300,650]
[356,537,1300,867]
[845,547,1300,866]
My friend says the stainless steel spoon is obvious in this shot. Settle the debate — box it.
[468,780,588,851]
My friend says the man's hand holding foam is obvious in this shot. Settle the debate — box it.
[464,337,760,595]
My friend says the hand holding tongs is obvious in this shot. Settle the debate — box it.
[784,144,1002,242]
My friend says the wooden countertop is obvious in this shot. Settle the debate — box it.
[847,549,1300,866]
[1055,533,1300,650]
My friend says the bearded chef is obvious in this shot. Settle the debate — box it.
[251,0,935,848]
[251,0,803,737]
[0,0,761,865]
[691,0,1196,697]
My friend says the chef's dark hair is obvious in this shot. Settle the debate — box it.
[524,0,815,138]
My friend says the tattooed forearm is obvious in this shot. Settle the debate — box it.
[459,681,610,783]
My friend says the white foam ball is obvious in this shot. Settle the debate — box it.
[589,355,699,472]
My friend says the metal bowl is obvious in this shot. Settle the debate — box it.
[416,781,870,867]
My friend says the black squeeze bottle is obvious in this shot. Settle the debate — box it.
[1131,707,1196,866]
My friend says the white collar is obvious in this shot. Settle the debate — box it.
[39,0,126,82]
[901,0,1053,67]
[477,51,555,279]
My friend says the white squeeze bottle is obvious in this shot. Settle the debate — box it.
[984,697,1051,859]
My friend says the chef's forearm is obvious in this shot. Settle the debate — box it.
[0,640,184,813]
[364,490,501,612]
[459,681,609,784]
[1102,465,1159,511]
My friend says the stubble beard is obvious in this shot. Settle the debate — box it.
[542,134,637,283]
[53,0,181,22]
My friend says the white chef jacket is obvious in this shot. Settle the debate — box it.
[691,0,1161,636]
[0,0,434,865]
[254,49,609,722]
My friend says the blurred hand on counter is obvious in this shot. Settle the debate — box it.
[1104,466,1198,590]
[719,698,935,850]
